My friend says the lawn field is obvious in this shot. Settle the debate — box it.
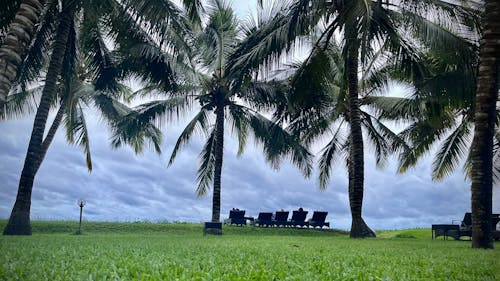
[0,221,498,280]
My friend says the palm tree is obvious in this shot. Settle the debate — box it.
[2,0,174,235]
[117,0,312,224]
[0,0,46,115]
[283,37,413,238]
[232,0,479,237]
[470,0,500,249]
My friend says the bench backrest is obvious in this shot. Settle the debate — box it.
[257,212,273,221]
[229,210,245,220]
[461,212,500,229]
[311,211,328,223]
[274,211,289,222]
[291,210,308,222]
[462,212,472,227]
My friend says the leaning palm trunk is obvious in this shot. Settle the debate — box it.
[0,0,45,115]
[346,37,375,238]
[470,0,500,249]
[211,104,224,223]
[35,104,64,169]
[3,6,73,235]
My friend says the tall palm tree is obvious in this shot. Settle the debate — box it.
[470,0,500,249]
[232,0,479,237]
[3,0,79,235]
[117,0,312,224]
[2,0,173,235]
[0,0,46,115]
[283,38,413,238]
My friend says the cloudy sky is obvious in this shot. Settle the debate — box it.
[0,1,498,230]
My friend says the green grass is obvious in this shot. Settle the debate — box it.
[0,221,498,280]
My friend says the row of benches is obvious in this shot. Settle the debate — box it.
[226,209,330,228]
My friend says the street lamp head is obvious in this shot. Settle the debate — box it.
[78,199,86,208]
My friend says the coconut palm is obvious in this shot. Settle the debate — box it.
[2,0,183,235]
[470,0,500,249]
[0,0,46,115]
[231,0,480,237]
[116,0,312,224]
[281,37,414,239]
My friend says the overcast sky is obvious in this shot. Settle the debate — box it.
[0,1,498,230]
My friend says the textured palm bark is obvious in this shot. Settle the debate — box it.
[211,104,224,223]
[0,0,45,116]
[3,7,73,235]
[470,0,499,249]
[346,36,375,238]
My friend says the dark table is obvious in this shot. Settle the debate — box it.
[432,224,459,240]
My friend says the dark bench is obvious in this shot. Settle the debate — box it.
[255,212,273,227]
[433,213,500,241]
[203,222,222,235]
[458,212,500,240]
[273,211,289,227]
[227,210,247,226]
[308,211,330,228]
[288,210,308,227]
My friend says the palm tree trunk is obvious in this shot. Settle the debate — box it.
[0,0,45,116]
[36,104,65,170]
[211,104,224,223]
[470,0,500,249]
[3,6,74,235]
[346,36,375,238]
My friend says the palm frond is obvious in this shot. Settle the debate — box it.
[2,85,42,119]
[318,124,346,190]
[121,0,187,39]
[196,0,239,75]
[238,105,312,177]
[361,112,391,168]
[287,46,339,114]
[110,115,163,154]
[182,0,204,27]
[227,102,249,156]
[169,106,212,165]
[363,95,422,122]
[131,96,194,128]
[93,92,163,154]
[237,79,288,114]
[80,6,120,92]
[196,127,217,197]
[64,102,93,171]
[432,121,471,180]
[227,0,321,84]
[397,117,452,173]
[0,0,20,38]
[401,0,482,36]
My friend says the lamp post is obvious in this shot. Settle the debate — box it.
[77,199,86,234]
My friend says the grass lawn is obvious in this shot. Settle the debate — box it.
[0,221,498,280]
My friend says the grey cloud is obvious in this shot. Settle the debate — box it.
[2,109,499,230]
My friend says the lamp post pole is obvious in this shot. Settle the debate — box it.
[78,199,86,234]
